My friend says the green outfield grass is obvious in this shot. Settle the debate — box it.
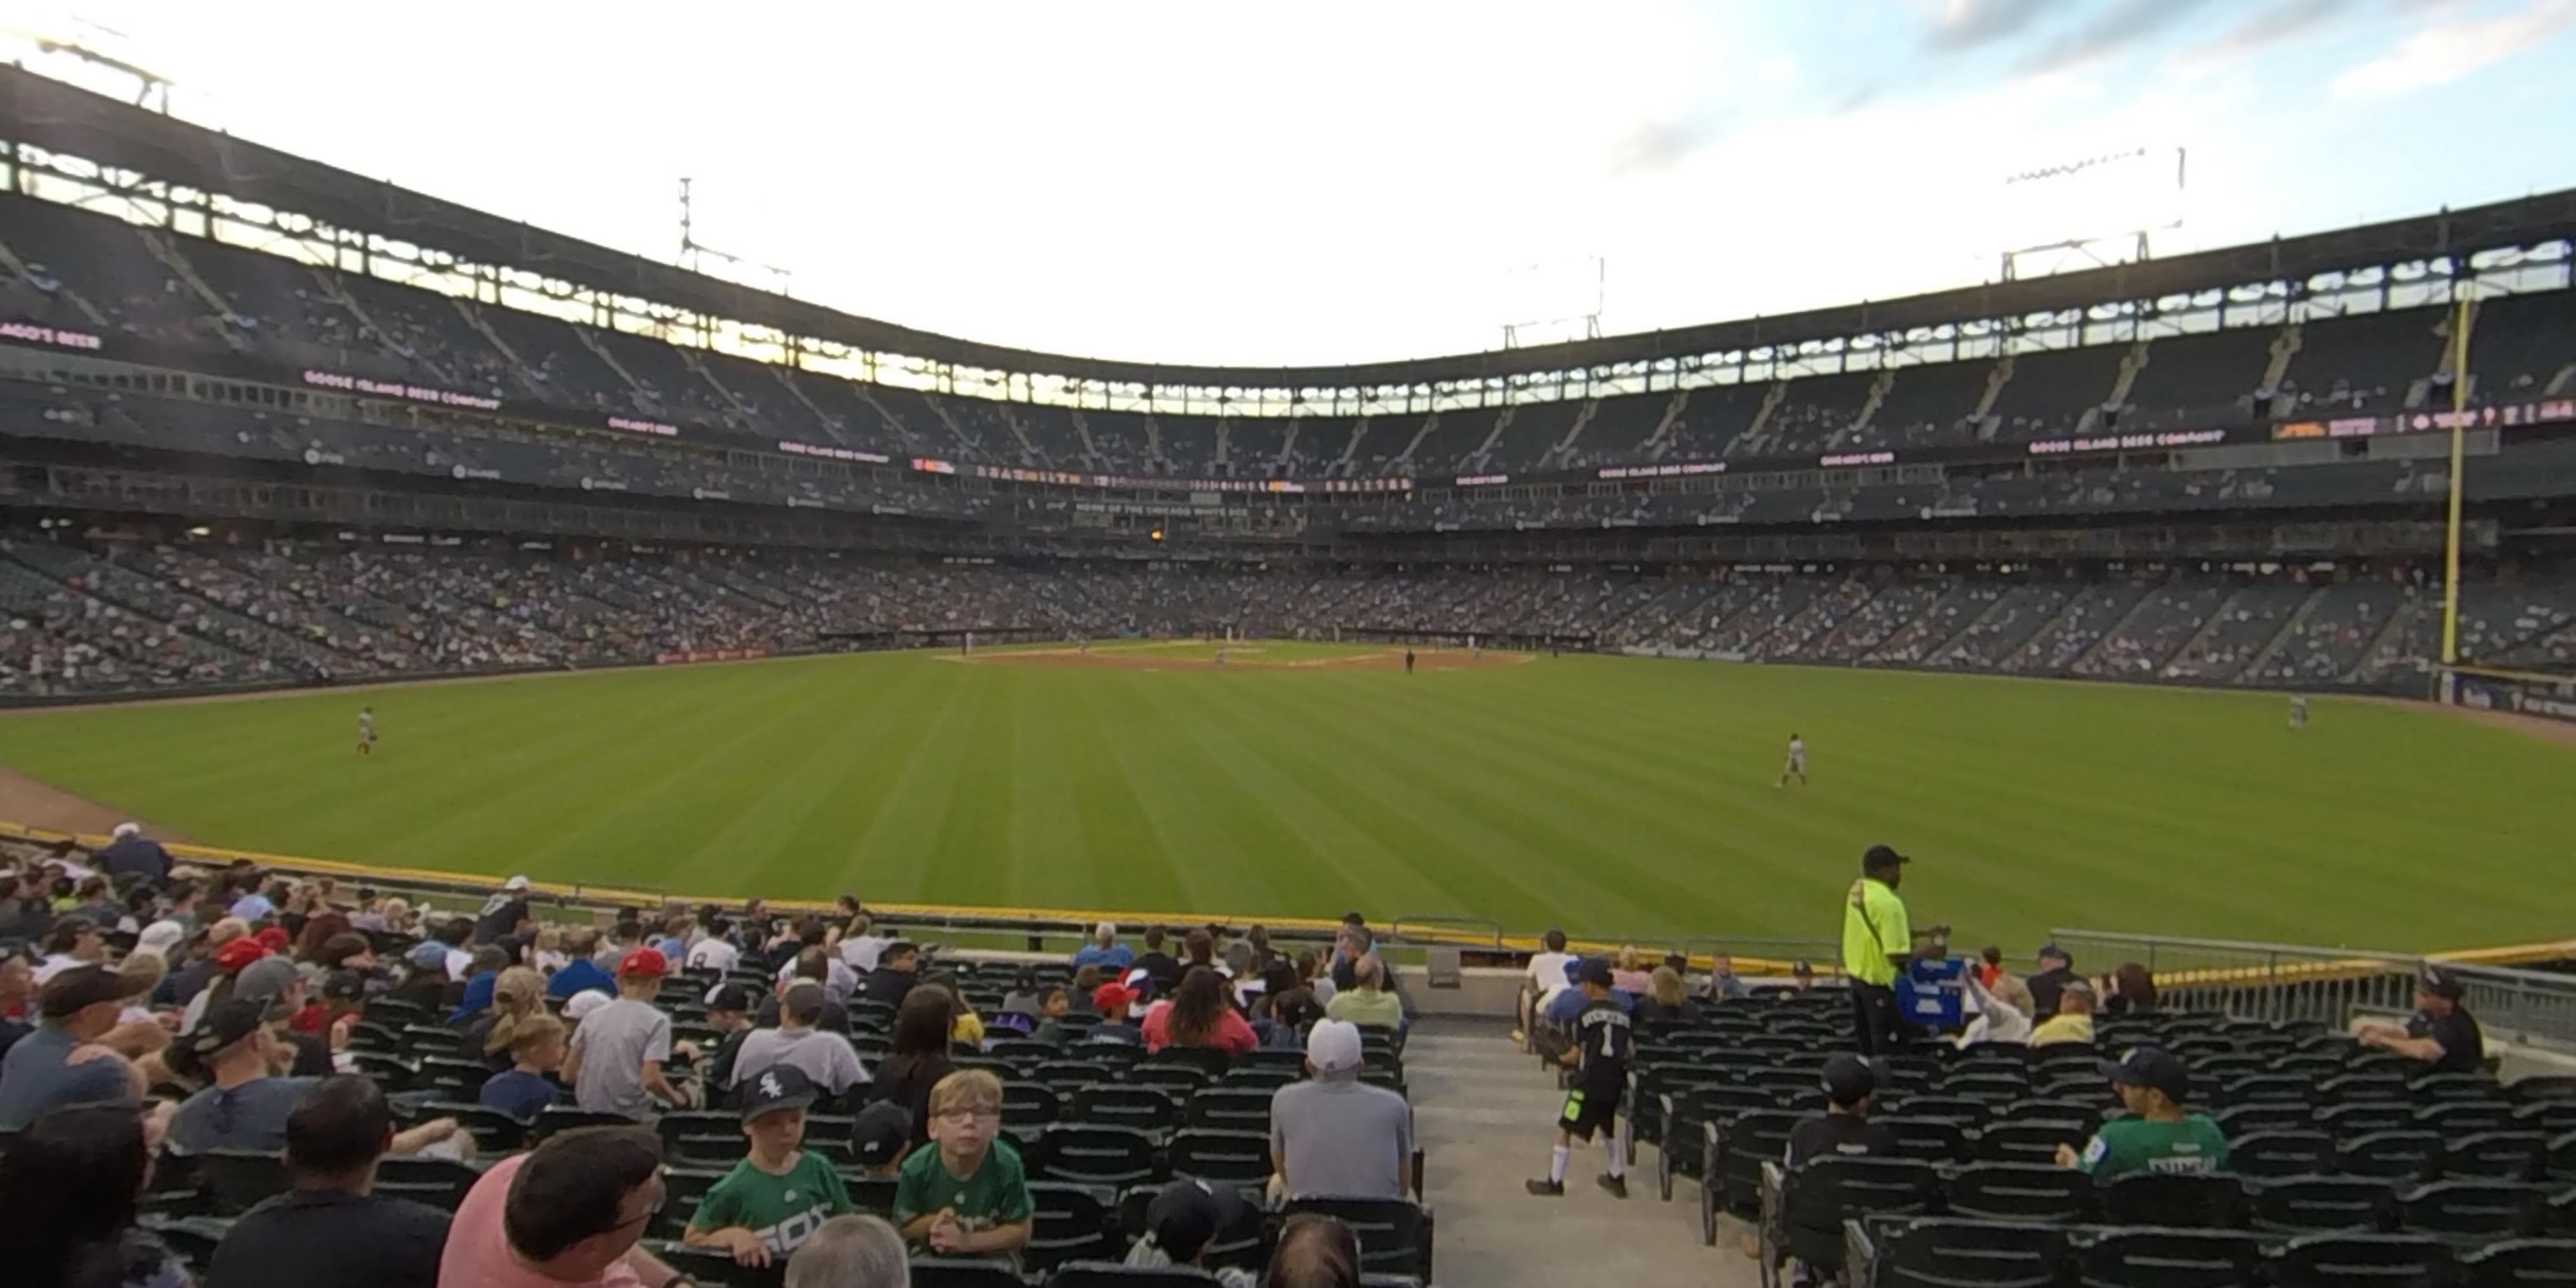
[4,647,2570,953]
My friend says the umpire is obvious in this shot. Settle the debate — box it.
[1840,845,1915,1055]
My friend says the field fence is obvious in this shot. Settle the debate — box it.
[2051,927,2576,1048]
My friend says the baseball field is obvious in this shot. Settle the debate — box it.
[3,641,2571,954]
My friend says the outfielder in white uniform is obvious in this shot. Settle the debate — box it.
[1777,733,1807,787]
[357,706,378,758]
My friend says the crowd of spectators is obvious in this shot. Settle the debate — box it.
[0,844,1418,1287]
[5,530,2568,698]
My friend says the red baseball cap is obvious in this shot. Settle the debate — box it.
[253,927,292,954]
[617,947,669,978]
[1092,981,1137,1013]
[214,938,269,973]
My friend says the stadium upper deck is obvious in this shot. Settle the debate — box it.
[0,63,2573,559]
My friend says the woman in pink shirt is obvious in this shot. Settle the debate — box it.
[1141,967,1257,1056]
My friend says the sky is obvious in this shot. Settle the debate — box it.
[8,0,2574,368]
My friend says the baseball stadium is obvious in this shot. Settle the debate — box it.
[1,15,2574,1288]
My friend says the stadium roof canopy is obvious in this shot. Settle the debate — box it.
[7,64,2575,391]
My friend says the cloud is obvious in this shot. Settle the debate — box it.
[1925,0,2057,52]
[2012,0,2223,75]
[2198,0,2373,58]
[2331,0,2576,97]
[1607,113,1736,176]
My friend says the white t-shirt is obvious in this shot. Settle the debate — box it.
[33,953,90,984]
[444,947,474,981]
[686,938,741,974]
[1525,951,1577,1005]
[840,935,891,972]
[777,955,859,1003]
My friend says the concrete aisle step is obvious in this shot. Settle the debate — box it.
[1401,1018,1763,1288]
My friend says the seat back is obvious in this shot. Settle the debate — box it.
[2077,1228,2262,1288]
[1067,1085,1180,1133]
[1943,1161,2091,1224]
[1047,1263,1223,1288]
[1974,1118,2090,1167]
[2246,1175,2398,1234]
[1876,1115,1968,1164]
[2445,1130,2548,1182]
[371,1156,480,1212]
[2229,1130,2338,1180]
[1185,1088,1274,1134]
[913,1256,1041,1288]
[1039,1124,1160,1186]
[1025,1181,1120,1271]
[197,1148,289,1216]
[2399,1180,2548,1242]
[2341,1130,2445,1182]
[2265,1233,2452,1288]
[1280,1196,1428,1280]
[1169,1129,1273,1187]
[1780,1156,1939,1272]
[1875,1217,2068,1288]
[2096,1172,2246,1229]
[2456,1237,2576,1288]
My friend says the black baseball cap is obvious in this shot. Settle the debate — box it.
[2418,965,2465,1001]
[1577,958,1616,988]
[38,964,148,1019]
[1145,1178,1252,1262]
[1822,1054,1878,1107]
[850,1100,913,1167]
[320,969,368,1003]
[705,982,755,1013]
[738,1063,819,1122]
[1862,845,1911,873]
[2036,942,2072,965]
[189,998,272,1058]
[2103,1045,2190,1102]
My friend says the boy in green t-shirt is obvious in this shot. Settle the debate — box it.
[2058,1046,2230,1180]
[685,1064,855,1267]
[894,1069,1034,1257]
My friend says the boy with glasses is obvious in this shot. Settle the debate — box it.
[893,1069,1033,1258]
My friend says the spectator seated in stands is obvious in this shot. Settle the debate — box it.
[1264,1213,1363,1288]
[438,1124,680,1287]
[849,1101,913,1179]
[0,964,148,1130]
[0,956,32,1059]
[698,982,758,1088]
[94,821,174,886]
[1133,924,1183,993]
[684,1065,854,1269]
[546,928,614,1001]
[206,1074,452,1288]
[0,1102,191,1288]
[1026,985,1074,1045]
[2354,963,2485,1074]
[1072,920,1134,972]
[2057,1045,2228,1179]
[1144,965,1258,1056]
[892,1069,1033,1258]
[1960,970,2036,1046]
[35,914,110,985]
[473,874,535,948]
[1088,979,1146,1046]
[1512,928,1576,1045]
[870,986,961,1152]
[784,1213,909,1288]
[1609,946,1653,996]
[2028,941,2079,1017]
[1272,1018,1413,1201]
[2029,978,2096,1046]
[172,997,466,1157]
[480,1012,569,1122]
[1785,1053,1899,1167]
[686,915,742,974]
[1541,955,1634,1031]
[461,964,542,1068]
[1704,952,1751,1002]
[733,980,868,1100]
[1126,1178,1257,1288]
[2103,962,2159,1016]
[1322,952,1404,1032]
[562,947,689,1119]
[773,924,858,1003]
[1635,966,1699,1025]
[1526,958,1632,1199]
[862,940,921,1007]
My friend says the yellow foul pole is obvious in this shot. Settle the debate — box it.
[2440,293,2473,668]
